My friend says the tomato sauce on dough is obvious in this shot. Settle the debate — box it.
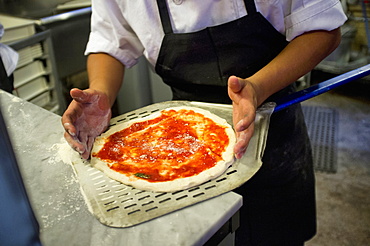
[93,109,229,182]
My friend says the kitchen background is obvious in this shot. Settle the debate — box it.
[0,0,368,116]
[1,0,369,245]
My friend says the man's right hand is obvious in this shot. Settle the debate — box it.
[62,88,112,159]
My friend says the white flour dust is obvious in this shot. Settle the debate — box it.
[48,137,83,166]
[47,137,96,221]
[11,96,22,102]
[40,138,91,230]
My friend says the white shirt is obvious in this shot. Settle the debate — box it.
[85,0,347,69]
[0,23,18,76]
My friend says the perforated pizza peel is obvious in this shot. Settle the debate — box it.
[70,101,275,228]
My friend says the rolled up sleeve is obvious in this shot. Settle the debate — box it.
[85,0,144,68]
[285,0,347,41]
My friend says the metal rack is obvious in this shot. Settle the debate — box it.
[9,30,66,114]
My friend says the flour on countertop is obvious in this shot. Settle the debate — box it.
[49,137,83,165]
[47,137,96,217]
[40,137,95,230]
[11,96,22,102]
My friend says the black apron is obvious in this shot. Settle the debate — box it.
[0,55,14,93]
[154,1,316,245]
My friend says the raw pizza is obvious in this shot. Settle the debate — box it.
[90,106,236,192]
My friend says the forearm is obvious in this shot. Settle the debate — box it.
[87,53,125,106]
[249,28,341,106]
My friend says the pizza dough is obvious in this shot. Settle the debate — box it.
[90,106,236,192]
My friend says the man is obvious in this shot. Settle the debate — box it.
[62,1,347,245]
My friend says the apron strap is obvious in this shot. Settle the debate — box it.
[244,0,257,14]
[156,0,258,34]
[156,0,173,34]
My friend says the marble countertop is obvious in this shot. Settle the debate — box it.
[0,90,242,246]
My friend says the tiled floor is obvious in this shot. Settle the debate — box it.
[303,78,370,246]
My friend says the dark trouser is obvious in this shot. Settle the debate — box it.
[234,164,316,246]
[234,100,316,246]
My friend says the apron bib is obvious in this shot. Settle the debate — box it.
[155,0,288,103]
[154,1,316,244]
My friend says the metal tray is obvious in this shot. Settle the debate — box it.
[71,101,275,228]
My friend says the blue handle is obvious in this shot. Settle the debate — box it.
[274,64,370,112]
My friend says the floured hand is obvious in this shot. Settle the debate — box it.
[228,76,258,159]
[62,88,112,159]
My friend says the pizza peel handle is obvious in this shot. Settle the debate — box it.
[274,64,370,112]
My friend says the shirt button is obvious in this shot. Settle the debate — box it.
[173,0,183,5]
